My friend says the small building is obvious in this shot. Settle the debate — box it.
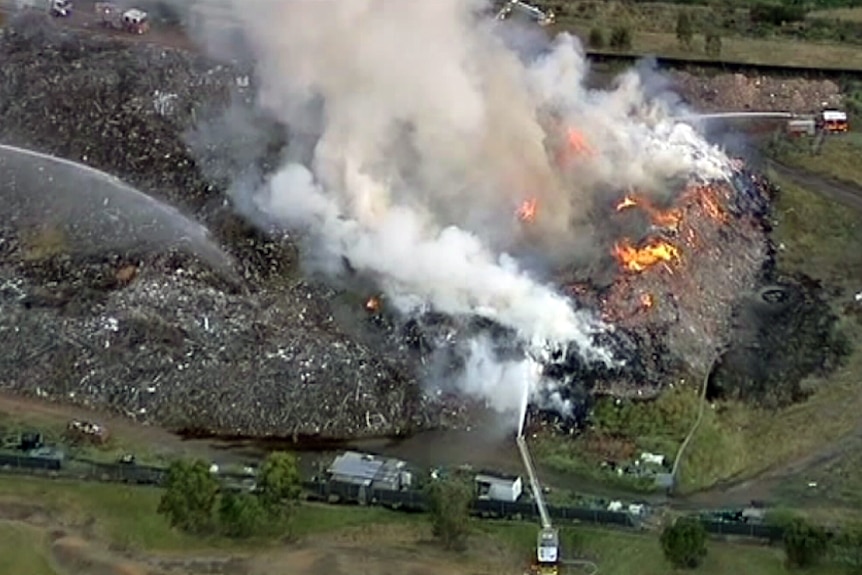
[474,471,523,503]
[327,451,413,493]
[786,117,816,137]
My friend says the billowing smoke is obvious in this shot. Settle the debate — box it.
[184,0,732,423]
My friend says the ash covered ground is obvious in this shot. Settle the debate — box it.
[0,12,847,439]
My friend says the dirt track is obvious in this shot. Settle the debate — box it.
[0,507,513,575]
[768,159,862,212]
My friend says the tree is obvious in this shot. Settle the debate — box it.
[783,517,829,568]
[256,451,302,517]
[425,478,472,551]
[675,12,694,49]
[609,26,632,51]
[834,523,862,573]
[218,491,267,538]
[660,517,708,569]
[157,459,219,534]
[588,27,605,50]
[704,33,722,58]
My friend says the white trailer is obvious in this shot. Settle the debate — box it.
[95,2,150,34]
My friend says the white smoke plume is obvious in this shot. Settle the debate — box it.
[186,0,732,421]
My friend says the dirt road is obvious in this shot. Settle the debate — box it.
[768,159,862,212]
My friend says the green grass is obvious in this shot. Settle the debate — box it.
[0,408,178,467]
[809,6,862,22]
[773,440,862,525]
[0,475,415,552]
[482,520,835,575]
[771,136,862,189]
[0,473,848,575]
[568,20,862,69]
[534,384,705,493]
[0,523,56,575]
[536,0,862,69]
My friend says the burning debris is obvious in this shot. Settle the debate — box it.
[0,9,847,440]
[554,166,773,398]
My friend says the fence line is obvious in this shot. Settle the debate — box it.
[0,452,782,541]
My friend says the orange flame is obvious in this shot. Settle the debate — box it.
[699,190,727,223]
[613,238,680,272]
[365,296,380,313]
[680,184,728,223]
[614,193,681,229]
[616,196,637,211]
[517,197,538,223]
[640,293,654,308]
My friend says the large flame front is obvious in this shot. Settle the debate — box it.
[613,238,680,272]
[611,184,730,273]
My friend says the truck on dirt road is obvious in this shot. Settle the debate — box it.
[14,0,72,17]
[95,2,149,34]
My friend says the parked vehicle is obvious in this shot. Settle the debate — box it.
[95,2,150,34]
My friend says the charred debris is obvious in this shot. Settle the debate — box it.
[363,164,847,427]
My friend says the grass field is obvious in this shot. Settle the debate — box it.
[533,0,862,69]
[809,7,862,22]
[0,523,55,575]
[487,520,839,575]
[0,474,842,575]
[559,18,862,69]
[0,475,418,552]
[770,135,862,189]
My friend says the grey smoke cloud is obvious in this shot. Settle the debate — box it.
[183,0,732,418]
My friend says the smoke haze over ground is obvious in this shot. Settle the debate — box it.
[183,0,734,422]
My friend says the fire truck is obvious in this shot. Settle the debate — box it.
[14,0,72,17]
[517,435,561,575]
[496,0,556,27]
[95,2,150,34]
[819,109,849,133]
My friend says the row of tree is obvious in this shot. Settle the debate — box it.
[157,452,302,538]
[661,515,862,571]
[156,454,862,571]
[675,11,723,57]
[585,21,723,59]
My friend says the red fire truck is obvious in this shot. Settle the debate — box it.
[819,109,849,133]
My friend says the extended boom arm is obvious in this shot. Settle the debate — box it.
[516,434,551,530]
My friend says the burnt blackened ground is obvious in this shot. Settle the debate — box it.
[708,277,851,408]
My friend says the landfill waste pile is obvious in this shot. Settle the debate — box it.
[0,14,456,438]
[0,12,848,438]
